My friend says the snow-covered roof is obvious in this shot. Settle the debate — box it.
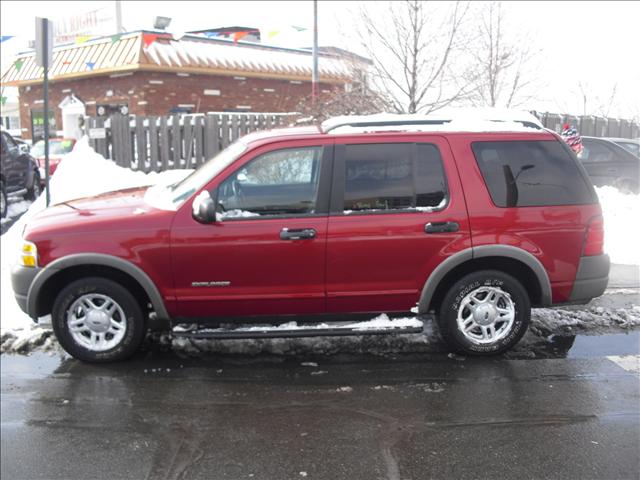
[1,31,359,86]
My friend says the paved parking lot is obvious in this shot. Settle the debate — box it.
[2,345,639,480]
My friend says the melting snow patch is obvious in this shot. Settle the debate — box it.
[596,186,640,265]
[607,355,640,375]
[336,386,353,393]
[530,304,640,337]
[1,200,32,224]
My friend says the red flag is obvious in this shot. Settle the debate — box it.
[232,31,249,44]
[143,33,159,48]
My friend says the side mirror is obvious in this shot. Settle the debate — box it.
[192,190,217,224]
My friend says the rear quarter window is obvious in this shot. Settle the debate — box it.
[471,140,596,207]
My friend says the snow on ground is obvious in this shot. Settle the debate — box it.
[0,137,191,349]
[1,199,32,225]
[596,186,640,265]
[0,138,639,356]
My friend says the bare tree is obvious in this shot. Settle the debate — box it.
[576,81,620,117]
[294,84,390,124]
[354,0,472,114]
[294,55,391,124]
[466,2,538,108]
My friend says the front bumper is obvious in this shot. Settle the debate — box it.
[11,264,42,317]
[569,254,610,303]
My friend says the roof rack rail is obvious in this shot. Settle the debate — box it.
[323,119,451,133]
[321,110,544,134]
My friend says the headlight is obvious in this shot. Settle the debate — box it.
[20,241,38,268]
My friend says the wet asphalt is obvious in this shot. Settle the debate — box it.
[2,342,639,480]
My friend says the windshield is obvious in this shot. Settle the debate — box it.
[144,140,248,211]
[31,139,74,157]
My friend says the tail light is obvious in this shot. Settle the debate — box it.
[583,215,605,256]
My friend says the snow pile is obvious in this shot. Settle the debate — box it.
[530,304,640,337]
[179,314,423,334]
[596,186,640,265]
[160,322,438,358]
[0,137,191,347]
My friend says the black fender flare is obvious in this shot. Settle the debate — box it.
[27,253,170,320]
[417,245,552,313]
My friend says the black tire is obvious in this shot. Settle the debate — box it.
[25,171,41,201]
[0,180,6,218]
[52,277,147,362]
[436,270,531,356]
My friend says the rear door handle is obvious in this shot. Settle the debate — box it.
[425,221,459,234]
[280,228,316,240]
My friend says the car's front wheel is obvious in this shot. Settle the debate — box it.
[0,180,7,218]
[52,277,147,362]
[26,171,41,200]
[437,270,530,355]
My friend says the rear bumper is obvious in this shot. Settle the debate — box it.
[569,254,610,303]
[11,265,42,318]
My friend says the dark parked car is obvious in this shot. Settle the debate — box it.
[1,130,41,217]
[602,137,640,158]
[578,137,639,193]
[12,116,609,362]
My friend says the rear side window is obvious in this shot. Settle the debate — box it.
[343,143,447,212]
[471,140,595,207]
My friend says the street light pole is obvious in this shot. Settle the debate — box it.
[42,19,50,207]
[312,0,319,106]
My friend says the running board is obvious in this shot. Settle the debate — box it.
[172,321,424,340]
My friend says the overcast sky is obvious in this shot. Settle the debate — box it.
[1,1,638,119]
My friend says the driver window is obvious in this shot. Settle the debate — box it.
[217,146,323,218]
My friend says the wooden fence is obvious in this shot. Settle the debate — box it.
[533,111,639,139]
[84,112,298,172]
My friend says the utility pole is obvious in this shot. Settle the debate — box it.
[115,0,123,33]
[43,20,50,206]
[312,0,319,105]
[36,17,52,207]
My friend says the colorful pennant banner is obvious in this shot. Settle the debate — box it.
[232,31,249,43]
[142,33,159,48]
[1,35,15,43]
[85,61,95,70]
[14,58,24,71]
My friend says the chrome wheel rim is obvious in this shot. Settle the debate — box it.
[67,294,127,351]
[457,286,515,345]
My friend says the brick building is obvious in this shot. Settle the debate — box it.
[1,31,366,140]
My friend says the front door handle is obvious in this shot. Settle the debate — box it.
[280,228,316,240]
[425,221,459,234]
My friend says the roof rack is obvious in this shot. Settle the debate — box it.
[323,119,452,133]
[321,110,544,134]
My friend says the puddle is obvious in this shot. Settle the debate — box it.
[565,331,640,358]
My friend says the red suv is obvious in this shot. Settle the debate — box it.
[11,116,610,362]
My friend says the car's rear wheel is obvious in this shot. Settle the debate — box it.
[0,181,7,218]
[437,270,530,355]
[52,277,147,362]
[26,171,41,200]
